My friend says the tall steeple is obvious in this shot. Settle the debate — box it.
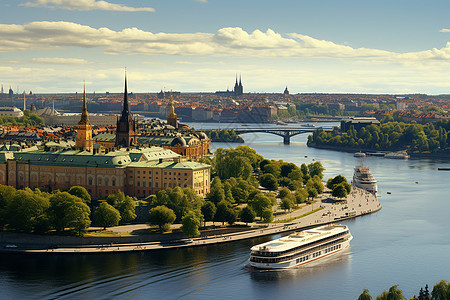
[75,82,94,152]
[121,69,130,121]
[115,69,137,147]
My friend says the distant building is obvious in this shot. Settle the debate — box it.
[216,74,244,97]
[396,102,407,110]
[341,117,380,131]
[0,107,24,118]
[0,76,211,199]
[283,86,289,95]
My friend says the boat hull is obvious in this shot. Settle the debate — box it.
[250,236,352,269]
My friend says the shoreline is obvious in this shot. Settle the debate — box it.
[0,187,381,254]
[307,142,450,159]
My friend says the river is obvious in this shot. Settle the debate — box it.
[1,122,450,299]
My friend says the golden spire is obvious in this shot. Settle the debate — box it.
[169,90,176,116]
[79,81,91,125]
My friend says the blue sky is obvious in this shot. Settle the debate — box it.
[2,0,450,94]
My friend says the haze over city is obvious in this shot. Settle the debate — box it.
[2,0,450,94]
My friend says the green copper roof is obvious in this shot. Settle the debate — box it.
[12,146,180,168]
[128,160,209,170]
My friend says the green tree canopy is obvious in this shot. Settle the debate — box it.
[259,173,278,191]
[48,192,91,235]
[358,289,373,300]
[248,193,273,219]
[181,211,201,237]
[0,184,17,227]
[68,186,91,205]
[201,201,216,224]
[95,202,121,229]
[261,208,273,223]
[6,189,49,233]
[376,285,406,300]
[431,280,450,300]
[148,205,176,233]
[240,206,256,225]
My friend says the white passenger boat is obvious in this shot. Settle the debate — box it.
[354,151,366,158]
[249,224,352,269]
[353,160,377,194]
[384,151,409,159]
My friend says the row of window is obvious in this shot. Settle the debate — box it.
[250,238,347,264]
[252,230,350,257]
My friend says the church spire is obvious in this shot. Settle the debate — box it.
[76,82,93,152]
[121,68,130,121]
[115,68,137,147]
[79,81,90,124]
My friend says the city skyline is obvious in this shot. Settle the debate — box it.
[2,0,450,94]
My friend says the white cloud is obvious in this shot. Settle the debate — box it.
[1,21,450,67]
[440,28,450,33]
[32,57,91,64]
[20,0,155,12]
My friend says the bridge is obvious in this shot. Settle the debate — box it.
[229,126,331,144]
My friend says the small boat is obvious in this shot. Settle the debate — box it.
[384,151,409,159]
[249,224,352,269]
[354,151,366,158]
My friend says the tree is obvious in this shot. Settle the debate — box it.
[0,184,16,227]
[248,193,273,219]
[6,189,49,233]
[312,175,324,194]
[358,289,373,300]
[225,206,237,225]
[278,187,291,199]
[332,183,349,199]
[294,188,308,206]
[117,196,137,224]
[95,202,121,229]
[201,201,216,225]
[431,280,450,300]
[308,161,325,179]
[214,200,231,225]
[48,192,91,235]
[376,285,406,300]
[68,186,91,205]
[148,205,176,233]
[280,196,294,212]
[259,173,278,191]
[326,175,347,190]
[181,211,201,237]
[207,177,225,204]
[106,190,126,207]
[240,206,256,225]
[261,208,273,223]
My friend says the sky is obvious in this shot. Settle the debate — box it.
[2,0,450,94]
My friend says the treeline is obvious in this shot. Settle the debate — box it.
[275,102,395,120]
[205,129,244,143]
[0,110,45,127]
[357,280,450,299]
[0,185,138,236]
[309,121,450,153]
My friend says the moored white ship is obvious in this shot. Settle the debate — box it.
[384,151,409,159]
[249,224,352,269]
[353,160,377,194]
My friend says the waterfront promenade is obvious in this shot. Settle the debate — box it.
[0,187,380,254]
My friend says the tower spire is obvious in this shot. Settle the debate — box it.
[79,81,90,124]
[121,67,130,120]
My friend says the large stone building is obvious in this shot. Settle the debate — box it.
[0,77,211,199]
